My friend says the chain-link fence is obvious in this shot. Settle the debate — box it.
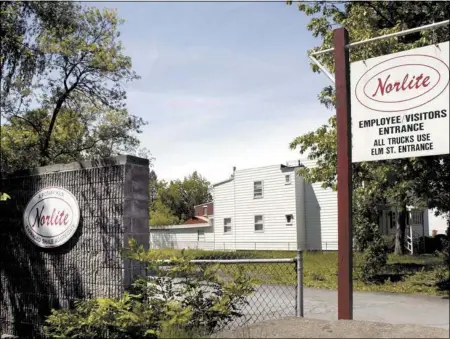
[149,239,339,251]
[144,251,303,332]
[191,257,300,330]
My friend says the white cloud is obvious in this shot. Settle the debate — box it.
[128,90,331,184]
[119,6,333,185]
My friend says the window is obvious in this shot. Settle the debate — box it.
[285,174,291,185]
[411,210,424,225]
[224,218,232,233]
[389,211,396,229]
[286,214,294,225]
[254,215,264,232]
[210,218,214,227]
[203,206,208,216]
[197,230,205,241]
[254,181,263,198]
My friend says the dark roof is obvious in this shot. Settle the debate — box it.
[280,161,304,169]
[212,177,234,187]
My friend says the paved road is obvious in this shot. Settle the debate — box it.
[234,285,449,330]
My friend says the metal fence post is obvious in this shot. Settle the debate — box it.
[296,250,304,317]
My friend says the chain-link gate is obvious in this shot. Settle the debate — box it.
[190,257,301,330]
[145,253,303,332]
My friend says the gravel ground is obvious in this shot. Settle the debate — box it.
[214,317,450,338]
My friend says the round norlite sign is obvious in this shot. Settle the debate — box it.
[23,187,80,248]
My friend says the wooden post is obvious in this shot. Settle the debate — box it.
[333,27,353,320]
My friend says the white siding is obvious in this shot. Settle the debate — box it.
[211,180,236,250]
[301,159,338,250]
[150,159,446,252]
[294,173,306,250]
[151,159,339,252]
[150,226,214,250]
[231,165,298,250]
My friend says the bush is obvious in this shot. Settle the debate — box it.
[416,235,446,254]
[442,225,450,267]
[353,217,380,252]
[188,250,253,260]
[44,240,255,338]
[45,294,163,339]
[382,235,395,253]
[358,228,388,283]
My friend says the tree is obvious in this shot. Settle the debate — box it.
[1,3,148,171]
[150,200,180,227]
[1,2,76,200]
[149,170,158,205]
[1,1,78,115]
[411,156,450,222]
[1,106,149,171]
[148,171,179,226]
[150,172,212,226]
[287,1,450,254]
[177,171,212,219]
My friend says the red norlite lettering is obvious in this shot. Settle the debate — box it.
[63,212,69,225]
[371,73,431,97]
[32,205,69,228]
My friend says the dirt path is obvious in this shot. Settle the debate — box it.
[214,317,450,338]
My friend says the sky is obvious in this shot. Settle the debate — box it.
[93,2,332,184]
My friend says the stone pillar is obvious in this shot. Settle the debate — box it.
[123,158,150,287]
[0,155,150,338]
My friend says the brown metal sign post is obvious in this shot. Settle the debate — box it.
[309,19,449,322]
[333,27,353,320]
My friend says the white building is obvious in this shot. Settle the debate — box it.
[150,160,448,252]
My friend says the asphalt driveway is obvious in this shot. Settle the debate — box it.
[234,285,449,330]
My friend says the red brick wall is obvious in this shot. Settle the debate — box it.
[194,202,213,216]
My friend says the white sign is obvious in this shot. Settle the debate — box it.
[351,41,449,162]
[23,187,80,248]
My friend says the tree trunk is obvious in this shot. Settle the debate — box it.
[394,207,407,255]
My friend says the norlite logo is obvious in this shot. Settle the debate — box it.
[23,187,80,248]
[355,54,449,113]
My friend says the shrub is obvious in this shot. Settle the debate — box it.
[382,235,395,253]
[353,217,380,252]
[44,240,255,338]
[188,250,252,260]
[44,294,164,339]
[442,225,450,268]
[416,235,446,254]
[357,226,388,283]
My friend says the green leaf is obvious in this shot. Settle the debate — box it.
[0,193,11,201]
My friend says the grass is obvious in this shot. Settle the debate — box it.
[158,326,209,339]
[167,249,448,296]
